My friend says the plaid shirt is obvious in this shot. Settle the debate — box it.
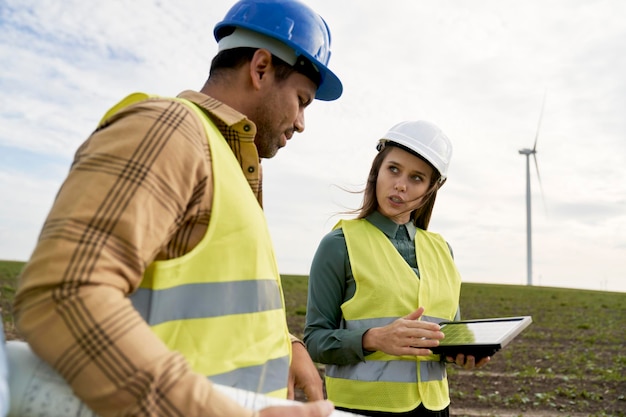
[14,90,269,417]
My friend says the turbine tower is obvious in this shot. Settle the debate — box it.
[518,93,546,286]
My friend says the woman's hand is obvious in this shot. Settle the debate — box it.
[362,307,444,357]
[445,353,491,370]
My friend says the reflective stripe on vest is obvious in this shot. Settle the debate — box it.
[132,280,283,326]
[326,360,445,383]
[209,356,290,394]
[103,93,291,398]
[325,219,461,412]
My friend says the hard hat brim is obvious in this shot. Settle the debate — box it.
[314,66,342,101]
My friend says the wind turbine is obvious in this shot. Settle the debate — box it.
[518,93,546,286]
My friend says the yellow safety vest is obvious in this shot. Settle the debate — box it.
[325,219,461,412]
[100,93,291,398]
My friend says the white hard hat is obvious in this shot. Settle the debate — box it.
[378,120,452,181]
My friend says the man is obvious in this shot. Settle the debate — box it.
[12,1,342,416]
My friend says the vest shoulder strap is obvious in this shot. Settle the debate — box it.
[98,92,157,125]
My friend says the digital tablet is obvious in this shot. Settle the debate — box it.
[431,316,532,360]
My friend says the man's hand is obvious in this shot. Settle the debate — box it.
[259,400,334,417]
[287,341,324,401]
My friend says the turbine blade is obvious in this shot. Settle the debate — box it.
[533,90,547,151]
[533,153,548,217]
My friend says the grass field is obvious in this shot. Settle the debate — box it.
[0,260,22,336]
[282,274,625,417]
[2,262,625,416]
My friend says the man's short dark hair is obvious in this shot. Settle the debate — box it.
[210,47,320,87]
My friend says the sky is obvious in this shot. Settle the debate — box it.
[1,0,625,293]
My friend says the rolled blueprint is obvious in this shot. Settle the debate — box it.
[5,340,361,417]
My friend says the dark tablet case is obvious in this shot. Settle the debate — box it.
[431,316,533,360]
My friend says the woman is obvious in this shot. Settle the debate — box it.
[304,120,489,417]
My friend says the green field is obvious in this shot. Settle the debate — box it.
[2,262,625,416]
[0,260,22,334]
[282,274,626,416]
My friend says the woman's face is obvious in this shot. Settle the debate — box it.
[376,146,434,224]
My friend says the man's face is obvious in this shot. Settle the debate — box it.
[251,71,317,159]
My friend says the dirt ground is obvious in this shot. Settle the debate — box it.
[285,283,626,417]
[446,365,623,417]
[288,321,625,417]
[442,333,625,417]
[294,361,623,417]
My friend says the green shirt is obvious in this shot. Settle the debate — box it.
[304,211,459,365]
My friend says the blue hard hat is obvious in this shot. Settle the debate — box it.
[214,0,343,101]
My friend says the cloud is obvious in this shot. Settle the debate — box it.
[1,0,625,292]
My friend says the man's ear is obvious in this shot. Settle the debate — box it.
[249,48,274,90]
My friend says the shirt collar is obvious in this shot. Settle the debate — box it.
[366,210,416,241]
[176,90,264,204]
[177,90,252,130]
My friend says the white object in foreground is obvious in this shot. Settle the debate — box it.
[5,340,361,417]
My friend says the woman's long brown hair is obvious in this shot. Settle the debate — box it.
[355,143,445,230]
